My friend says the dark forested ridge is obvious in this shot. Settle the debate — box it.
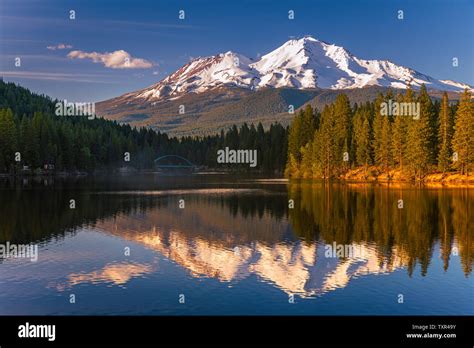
[0,81,288,174]
[1,81,472,180]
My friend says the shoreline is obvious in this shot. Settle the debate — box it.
[2,168,473,187]
[288,166,474,187]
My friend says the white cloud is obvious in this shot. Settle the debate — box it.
[67,49,153,69]
[47,43,73,50]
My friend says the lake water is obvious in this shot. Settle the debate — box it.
[0,174,472,315]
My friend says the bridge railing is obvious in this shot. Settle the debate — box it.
[153,155,196,168]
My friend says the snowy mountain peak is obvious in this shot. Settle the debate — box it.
[130,35,472,102]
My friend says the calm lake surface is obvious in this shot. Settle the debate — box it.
[0,174,472,315]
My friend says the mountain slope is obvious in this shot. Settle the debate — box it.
[98,87,318,136]
[129,52,260,101]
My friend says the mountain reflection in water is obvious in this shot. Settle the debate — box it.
[0,176,472,315]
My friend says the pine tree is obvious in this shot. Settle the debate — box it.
[380,116,392,171]
[428,96,440,165]
[256,122,266,170]
[452,89,474,175]
[287,110,303,162]
[332,94,352,172]
[437,92,454,172]
[300,142,313,178]
[26,112,41,168]
[406,85,432,179]
[286,106,315,177]
[300,104,315,147]
[391,93,407,170]
[353,107,371,171]
[373,93,392,171]
[372,93,385,167]
[285,153,300,178]
[0,108,17,172]
[313,105,337,178]
[419,84,437,164]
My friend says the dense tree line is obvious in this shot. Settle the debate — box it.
[286,86,474,179]
[0,81,288,174]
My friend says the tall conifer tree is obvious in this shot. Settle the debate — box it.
[452,89,474,175]
[437,92,454,172]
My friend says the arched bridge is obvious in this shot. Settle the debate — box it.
[154,155,196,169]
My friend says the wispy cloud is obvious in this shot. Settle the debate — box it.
[0,71,115,83]
[47,43,72,50]
[0,54,69,63]
[103,19,198,30]
[67,50,153,69]
[0,38,47,43]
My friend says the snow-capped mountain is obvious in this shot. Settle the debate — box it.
[96,36,472,136]
[126,36,472,102]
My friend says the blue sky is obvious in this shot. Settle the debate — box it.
[1,0,473,102]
